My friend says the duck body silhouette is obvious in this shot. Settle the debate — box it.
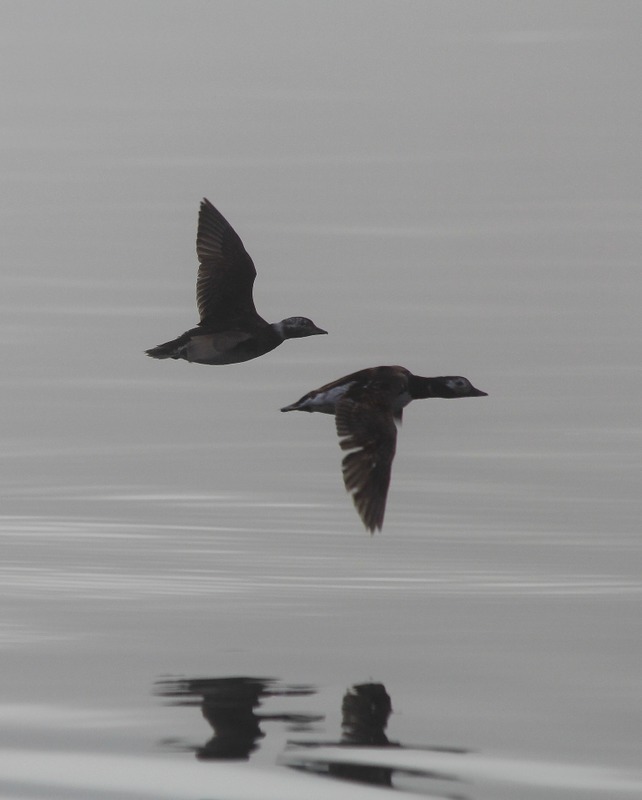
[281,366,487,532]
[146,198,326,364]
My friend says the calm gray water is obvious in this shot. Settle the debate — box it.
[1,2,641,798]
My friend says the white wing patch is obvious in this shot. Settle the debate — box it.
[301,382,355,413]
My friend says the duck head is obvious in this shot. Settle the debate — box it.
[275,317,328,339]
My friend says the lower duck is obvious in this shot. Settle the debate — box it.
[281,365,487,532]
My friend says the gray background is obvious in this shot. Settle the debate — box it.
[1,2,641,798]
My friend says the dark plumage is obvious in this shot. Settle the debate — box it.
[146,198,327,364]
[281,366,487,532]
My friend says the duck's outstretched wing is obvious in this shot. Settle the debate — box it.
[335,395,398,533]
[196,198,261,327]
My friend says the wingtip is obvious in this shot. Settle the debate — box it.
[363,516,384,534]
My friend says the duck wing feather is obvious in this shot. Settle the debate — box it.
[196,199,263,327]
[335,394,398,532]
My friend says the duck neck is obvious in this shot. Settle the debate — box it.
[270,321,287,341]
[407,375,445,399]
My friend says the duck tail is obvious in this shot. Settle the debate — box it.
[145,340,181,359]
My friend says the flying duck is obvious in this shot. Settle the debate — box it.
[146,198,327,364]
[281,366,487,532]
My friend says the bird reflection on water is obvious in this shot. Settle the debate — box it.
[323,682,396,787]
[156,675,468,794]
[286,681,467,792]
[155,676,320,761]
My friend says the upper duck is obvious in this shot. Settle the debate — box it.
[146,198,327,364]
[281,366,487,533]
